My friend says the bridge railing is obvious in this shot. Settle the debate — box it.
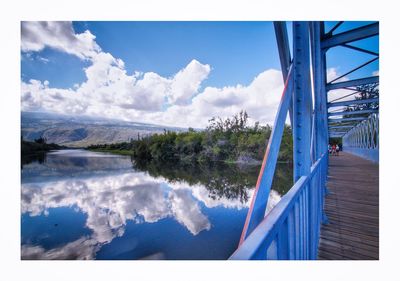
[229,152,327,260]
[342,113,379,163]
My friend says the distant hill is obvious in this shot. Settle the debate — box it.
[21,111,187,147]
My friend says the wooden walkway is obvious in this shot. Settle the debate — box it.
[318,152,379,260]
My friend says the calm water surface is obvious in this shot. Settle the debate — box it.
[21,149,292,260]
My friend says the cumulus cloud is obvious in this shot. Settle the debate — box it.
[146,69,284,128]
[21,21,100,60]
[21,21,286,128]
[167,59,211,105]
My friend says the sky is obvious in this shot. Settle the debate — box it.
[20,21,379,128]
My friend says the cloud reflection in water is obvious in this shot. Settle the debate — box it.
[21,150,283,260]
[22,170,261,259]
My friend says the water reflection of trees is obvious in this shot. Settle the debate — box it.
[21,152,47,168]
[132,159,293,204]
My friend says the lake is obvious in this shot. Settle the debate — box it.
[21,149,292,260]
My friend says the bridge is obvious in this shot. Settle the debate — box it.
[229,21,379,260]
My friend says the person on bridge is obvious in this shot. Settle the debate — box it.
[328,144,332,155]
[336,144,340,156]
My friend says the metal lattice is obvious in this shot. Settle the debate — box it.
[343,113,379,149]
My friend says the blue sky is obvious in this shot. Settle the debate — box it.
[20,21,378,127]
[22,22,281,89]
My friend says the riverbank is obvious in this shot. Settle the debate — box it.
[21,138,64,156]
[87,148,134,156]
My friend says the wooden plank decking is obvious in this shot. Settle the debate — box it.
[318,152,379,260]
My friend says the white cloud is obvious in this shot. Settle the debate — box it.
[21,21,100,60]
[149,69,284,128]
[167,59,211,105]
[21,21,286,128]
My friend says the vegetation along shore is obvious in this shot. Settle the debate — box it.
[87,111,293,165]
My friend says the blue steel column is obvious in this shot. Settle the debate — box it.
[293,21,313,182]
[311,22,328,159]
[318,22,330,227]
[292,22,312,259]
[309,21,326,259]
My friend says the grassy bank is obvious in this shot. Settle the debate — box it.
[87,148,134,156]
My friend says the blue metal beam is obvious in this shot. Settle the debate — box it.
[329,125,355,129]
[341,44,379,56]
[311,22,328,161]
[328,109,378,117]
[239,66,294,244]
[274,22,291,79]
[325,21,344,36]
[328,126,354,132]
[326,76,379,91]
[328,117,368,123]
[293,21,313,182]
[321,22,378,49]
[327,97,379,108]
[274,21,294,126]
[328,57,379,84]
[329,126,350,129]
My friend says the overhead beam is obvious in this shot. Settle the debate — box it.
[328,125,355,129]
[321,22,378,49]
[326,21,344,36]
[327,97,379,108]
[328,109,378,117]
[341,44,379,56]
[328,57,379,84]
[326,76,379,91]
[328,117,368,123]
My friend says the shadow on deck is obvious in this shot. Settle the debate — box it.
[318,152,379,260]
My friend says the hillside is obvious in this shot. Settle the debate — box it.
[21,111,187,147]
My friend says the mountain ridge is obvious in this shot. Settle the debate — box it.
[21,111,188,147]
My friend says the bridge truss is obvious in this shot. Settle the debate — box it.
[230,21,379,260]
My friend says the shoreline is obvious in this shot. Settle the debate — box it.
[86,148,291,165]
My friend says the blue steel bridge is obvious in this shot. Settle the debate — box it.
[230,21,379,260]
